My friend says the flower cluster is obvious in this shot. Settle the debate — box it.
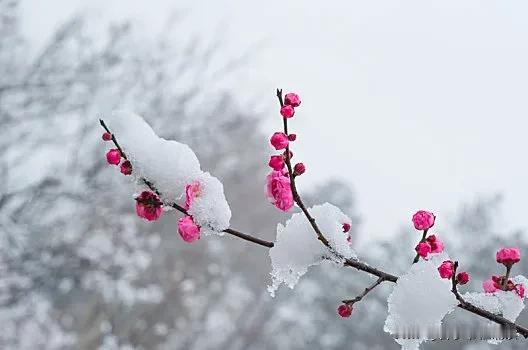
[415,234,444,259]
[412,210,444,260]
[266,92,305,212]
[482,247,524,298]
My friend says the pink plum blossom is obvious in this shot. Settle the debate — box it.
[102,132,112,141]
[135,191,163,221]
[415,242,431,258]
[412,210,435,230]
[106,149,121,165]
[120,160,132,175]
[457,272,469,285]
[293,162,306,176]
[178,216,201,243]
[438,260,454,279]
[284,92,301,107]
[280,105,295,118]
[266,170,294,212]
[337,304,352,318]
[483,278,498,293]
[185,181,201,210]
[342,223,351,233]
[426,234,444,254]
[268,155,285,171]
[496,247,521,266]
[270,132,289,150]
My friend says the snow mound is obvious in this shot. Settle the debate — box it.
[268,203,355,297]
[384,252,457,350]
[105,111,202,202]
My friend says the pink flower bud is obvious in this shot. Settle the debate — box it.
[106,149,121,165]
[185,181,201,210]
[135,191,163,221]
[412,210,435,231]
[178,216,201,243]
[457,272,469,285]
[437,260,454,279]
[337,303,352,318]
[342,223,351,233]
[483,278,498,293]
[426,235,444,254]
[266,170,294,212]
[288,133,297,141]
[293,162,306,176]
[415,242,431,258]
[270,132,289,150]
[284,92,301,107]
[280,105,295,118]
[283,150,293,160]
[102,132,112,141]
[496,247,521,266]
[268,155,285,171]
[120,160,132,175]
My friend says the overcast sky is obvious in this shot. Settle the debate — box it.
[21,0,528,241]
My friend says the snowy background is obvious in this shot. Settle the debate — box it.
[1,0,528,349]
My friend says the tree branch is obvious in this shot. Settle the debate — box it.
[342,277,385,304]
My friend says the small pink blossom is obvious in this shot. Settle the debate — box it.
[135,191,163,221]
[280,105,295,118]
[270,132,289,150]
[342,223,351,233]
[483,278,498,293]
[266,170,294,212]
[185,181,201,210]
[515,284,525,299]
[288,133,297,141]
[178,216,201,243]
[457,272,469,285]
[438,260,454,279]
[496,247,521,266]
[412,210,435,231]
[102,132,112,141]
[415,242,431,258]
[284,92,301,107]
[106,149,121,165]
[293,162,306,176]
[120,160,132,175]
[337,304,352,318]
[426,235,444,254]
[268,155,285,171]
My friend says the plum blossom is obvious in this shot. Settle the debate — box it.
[178,216,201,243]
[284,92,301,107]
[268,155,285,171]
[412,210,435,230]
[293,162,305,176]
[496,247,521,266]
[337,304,352,318]
[415,242,431,258]
[102,132,112,141]
[438,260,454,279]
[457,272,469,285]
[426,234,444,254]
[106,149,121,165]
[120,160,132,175]
[270,132,289,150]
[135,191,163,221]
[280,105,295,118]
[266,171,294,212]
[483,278,498,293]
[185,181,201,210]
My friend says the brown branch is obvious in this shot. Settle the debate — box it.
[342,277,385,304]
[99,110,528,338]
[100,119,274,249]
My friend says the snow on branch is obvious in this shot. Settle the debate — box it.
[99,90,528,349]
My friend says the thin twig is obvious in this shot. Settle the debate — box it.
[342,277,385,304]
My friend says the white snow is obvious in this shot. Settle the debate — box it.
[187,172,231,235]
[268,203,355,297]
[104,111,231,234]
[384,252,458,350]
[105,111,202,202]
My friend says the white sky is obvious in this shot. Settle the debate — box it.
[21,0,528,240]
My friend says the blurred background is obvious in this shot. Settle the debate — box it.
[1,0,527,349]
